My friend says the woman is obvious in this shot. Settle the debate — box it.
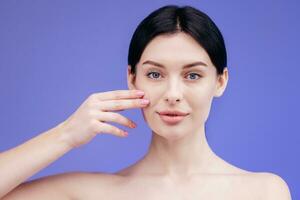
[0,5,291,200]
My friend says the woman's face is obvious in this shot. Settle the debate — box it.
[127,32,228,140]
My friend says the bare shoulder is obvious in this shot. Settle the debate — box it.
[207,170,291,199]
[258,172,292,200]
[2,171,120,200]
[54,171,124,199]
[218,160,292,199]
[44,171,122,199]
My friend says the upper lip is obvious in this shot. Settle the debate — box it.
[157,110,189,116]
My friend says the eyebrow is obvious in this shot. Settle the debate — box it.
[142,60,208,69]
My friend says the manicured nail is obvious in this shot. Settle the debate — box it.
[140,99,150,104]
[136,91,145,96]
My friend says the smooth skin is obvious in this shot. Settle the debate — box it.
[0,32,292,200]
[0,89,148,199]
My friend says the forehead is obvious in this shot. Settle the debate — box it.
[139,32,214,68]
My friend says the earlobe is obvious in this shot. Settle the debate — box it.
[214,67,229,98]
[127,65,137,90]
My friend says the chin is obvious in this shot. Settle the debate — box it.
[150,121,189,140]
[162,132,185,141]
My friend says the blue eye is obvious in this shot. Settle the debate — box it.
[187,73,201,80]
[146,71,201,80]
[146,71,161,79]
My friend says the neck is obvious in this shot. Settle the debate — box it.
[140,125,221,177]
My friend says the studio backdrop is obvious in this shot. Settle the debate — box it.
[0,0,299,199]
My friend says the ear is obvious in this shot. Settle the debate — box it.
[127,65,137,90]
[214,67,229,98]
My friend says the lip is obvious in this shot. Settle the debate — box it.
[157,110,189,116]
[156,111,189,125]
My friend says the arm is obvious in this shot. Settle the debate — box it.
[0,89,144,199]
[1,172,76,200]
[1,172,114,200]
[0,123,73,199]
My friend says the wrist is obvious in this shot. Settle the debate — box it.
[48,122,75,151]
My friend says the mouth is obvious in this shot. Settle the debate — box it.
[156,111,189,125]
[157,110,189,116]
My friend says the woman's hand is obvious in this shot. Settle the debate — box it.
[58,90,149,148]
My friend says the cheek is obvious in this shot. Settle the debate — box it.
[187,81,214,108]
[134,72,150,90]
[190,91,214,124]
[134,75,162,102]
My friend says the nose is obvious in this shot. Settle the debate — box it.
[164,77,183,105]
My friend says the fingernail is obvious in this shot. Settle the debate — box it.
[136,91,145,96]
[141,99,150,104]
[123,131,128,136]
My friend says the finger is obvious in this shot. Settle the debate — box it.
[96,121,128,137]
[92,90,145,101]
[94,111,136,128]
[97,98,149,112]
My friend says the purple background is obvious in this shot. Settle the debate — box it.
[0,0,299,198]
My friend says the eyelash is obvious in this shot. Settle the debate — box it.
[146,71,202,80]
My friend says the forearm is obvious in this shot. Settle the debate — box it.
[0,123,72,198]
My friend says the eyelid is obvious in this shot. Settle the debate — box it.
[146,70,202,80]
[146,69,202,75]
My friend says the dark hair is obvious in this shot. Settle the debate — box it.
[128,5,227,77]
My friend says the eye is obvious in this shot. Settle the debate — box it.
[146,71,202,81]
[186,73,201,80]
[146,71,162,79]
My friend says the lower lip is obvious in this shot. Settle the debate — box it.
[158,113,187,125]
